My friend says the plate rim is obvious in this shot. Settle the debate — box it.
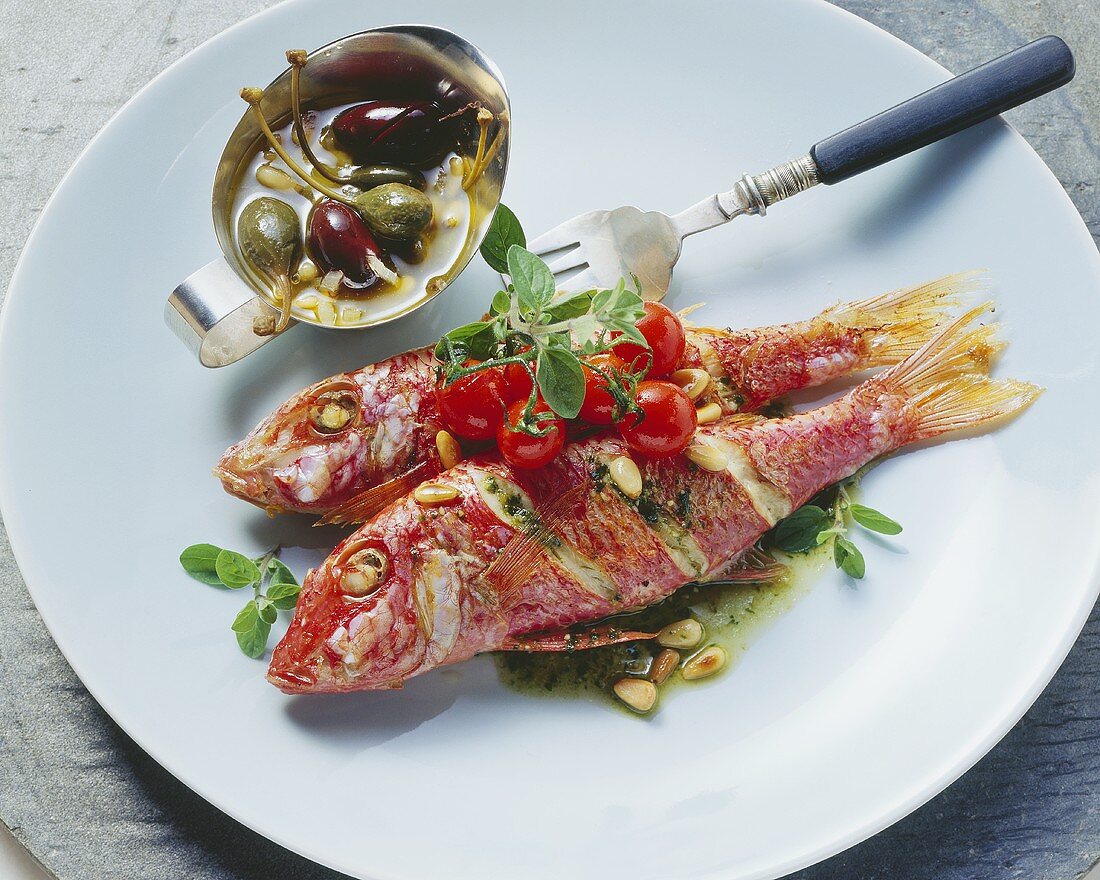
[1,2,1098,878]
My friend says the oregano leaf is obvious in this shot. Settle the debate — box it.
[179,543,226,586]
[772,505,831,553]
[536,345,585,419]
[215,550,261,589]
[850,503,903,535]
[480,204,525,274]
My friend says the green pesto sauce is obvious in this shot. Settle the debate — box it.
[493,545,830,714]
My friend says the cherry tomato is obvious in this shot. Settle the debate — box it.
[611,301,687,378]
[579,352,628,425]
[503,349,535,403]
[619,381,697,457]
[497,400,565,469]
[436,362,507,440]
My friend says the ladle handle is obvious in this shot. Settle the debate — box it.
[165,258,292,368]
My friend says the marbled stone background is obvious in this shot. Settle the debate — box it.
[1,1,1097,878]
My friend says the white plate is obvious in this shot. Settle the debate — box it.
[2,1,1098,878]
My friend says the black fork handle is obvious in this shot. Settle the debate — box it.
[810,35,1074,185]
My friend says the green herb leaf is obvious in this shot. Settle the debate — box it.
[489,289,512,316]
[435,320,498,361]
[231,600,271,658]
[215,550,261,589]
[480,204,525,274]
[772,505,831,552]
[606,318,647,347]
[257,600,278,625]
[507,246,556,316]
[834,537,866,579]
[849,503,903,535]
[179,543,226,585]
[266,581,302,611]
[536,345,585,419]
[266,558,298,587]
[544,290,595,323]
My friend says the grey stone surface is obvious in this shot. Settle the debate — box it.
[0,1,1097,879]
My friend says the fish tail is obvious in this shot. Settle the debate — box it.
[825,271,988,364]
[879,303,1041,442]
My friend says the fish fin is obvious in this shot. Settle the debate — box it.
[316,461,433,526]
[719,412,767,427]
[880,304,1041,441]
[826,271,989,364]
[676,302,707,323]
[481,485,588,609]
[503,624,657,653]
[708,547,788,582]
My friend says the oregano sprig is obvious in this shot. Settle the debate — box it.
[179,543,301,658]
[437,204,650,433]
[767,476,902,579]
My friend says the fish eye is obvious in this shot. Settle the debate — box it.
[308,380,360,436]
[337,544,389,597]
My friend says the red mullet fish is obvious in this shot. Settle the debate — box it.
[217,274,978,521]
[268,305,1036,693]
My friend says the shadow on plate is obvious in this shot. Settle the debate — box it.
[281,659,509,748]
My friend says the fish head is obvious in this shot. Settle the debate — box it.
[215,354,433,513]
[266,509,462,693]
[214,374,374,512]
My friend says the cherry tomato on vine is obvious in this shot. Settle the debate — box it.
[497,400,565,469]
[579,352,628,425]
[619,381,697,457]
[436,361,507,440]
[503,349,536,403]
[611,301,687,378]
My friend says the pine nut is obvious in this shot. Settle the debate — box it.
[435,430,462,470]
[670,368,710,401]
[609,455,643,499]
[685,441,728,472]
[413,483,460,506]
[656,618,704,649]
[613,677,658,713]
[696,402,722,424]
[682,645,728,681]
[255,164,296,191]
[649,648,680,684]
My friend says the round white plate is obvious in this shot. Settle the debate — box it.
[2,2,1098,878]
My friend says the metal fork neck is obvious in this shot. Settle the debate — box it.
[671,153,820,240]
[726,153,820,218]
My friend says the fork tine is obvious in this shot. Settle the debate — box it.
[554,266,597,292]
[546,250,588,276]
[528,223,582,257]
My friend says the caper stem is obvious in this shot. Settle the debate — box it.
[273,274,294,333]
[462,108,493,192]
[240,88,359,211]
[286,51,345,184]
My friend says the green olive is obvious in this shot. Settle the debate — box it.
[348,164,426,192]
[236,196,301,279]
[354,183,433,241]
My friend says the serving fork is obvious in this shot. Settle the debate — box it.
[527,36,1074,298]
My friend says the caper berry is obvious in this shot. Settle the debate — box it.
[349,164,426,192]
[354,183,433,241]
[237,196,301,279]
